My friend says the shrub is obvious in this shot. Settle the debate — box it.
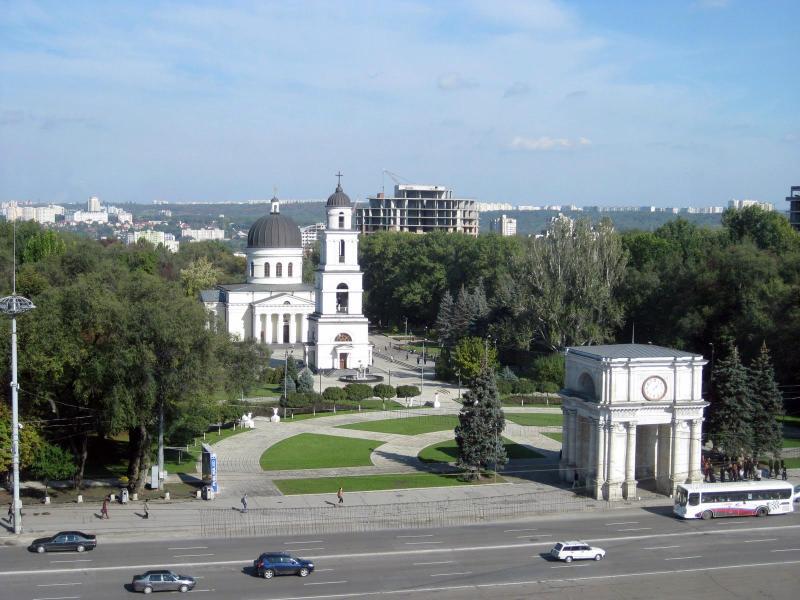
[512,378,536,394]
[297,368,315,393]
[285,391,323,408]
[532,353,564,388]
[322,387,347,403]
[373,384,396,400]
[497,366,518,383]
[496,380,514,395]
[396,385,421,399]
[344,383,373,402]
[537,381,561,394]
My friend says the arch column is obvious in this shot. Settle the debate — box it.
[264,312,272,345]
[559,407,570,480]
[689,418,703,483]
[604,422,623,500]
[623,421,638,499]
[590,417,605,499]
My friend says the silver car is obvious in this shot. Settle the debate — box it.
[550,541,606,562]
[131,570,196,594]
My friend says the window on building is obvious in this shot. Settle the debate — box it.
[335,332,352,342]
[276,262,282,277]
[264,262,270,277]
[338,212,345,228]
[288,262,293,277]
[339,240,345,263]
[336,283,349,314]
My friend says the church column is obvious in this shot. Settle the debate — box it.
[251,308,259,341]
[559,406,570,481]
[592,418,605,499]
[604,422,622,500]
[264,312,272,345]
[623,421,637,499]
[568,410,578,469]
[301,314,308,343]
[689,418,703,483]
[286,313,295,344]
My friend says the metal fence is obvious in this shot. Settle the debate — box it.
[199,490,619,538]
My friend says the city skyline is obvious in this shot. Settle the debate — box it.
[1,0,798,206]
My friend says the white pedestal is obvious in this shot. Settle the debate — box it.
[270,407,281,423]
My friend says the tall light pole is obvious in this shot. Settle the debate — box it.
[1,227,36,535]
[403,316,408,338]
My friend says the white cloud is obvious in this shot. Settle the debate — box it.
[510,136,591,151]
[437,73,478,91]
[468,0,573,31]
[504,82,530,98]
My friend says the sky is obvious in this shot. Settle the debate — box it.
[1,0,798,206]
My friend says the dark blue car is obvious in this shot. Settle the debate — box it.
[253,552,314,579]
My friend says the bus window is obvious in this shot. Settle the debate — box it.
[689,493,700,506]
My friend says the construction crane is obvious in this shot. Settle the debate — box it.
[381,169,408,196]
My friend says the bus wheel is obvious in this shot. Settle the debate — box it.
[756,507,768,517]
[701,510,713,520]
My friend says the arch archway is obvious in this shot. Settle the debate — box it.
[336,283,349,313]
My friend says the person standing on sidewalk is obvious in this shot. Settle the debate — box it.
[337,487,344,506]
[143,499,150,519]
[7,502,13,524]
[101,496,110,519]
[241,493,248,513]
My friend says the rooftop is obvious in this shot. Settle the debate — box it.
[566,343,701,360]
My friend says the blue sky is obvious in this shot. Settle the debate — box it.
[1,0,798,206]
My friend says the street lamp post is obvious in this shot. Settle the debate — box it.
[404,316,408,338]
[0,229,36,535]
[457,370,461,400]
[284,345,294,417]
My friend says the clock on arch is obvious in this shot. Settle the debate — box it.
[642,376,667,401]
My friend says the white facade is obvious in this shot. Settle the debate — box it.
[182,227,226,241]
[71,210,109,224]
[300,222,325,248]
[308,186,372,370]
[490,214,517,236]
[87,195,102,212]
[559,344,707,501]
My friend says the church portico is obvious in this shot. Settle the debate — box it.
[559,344,707,501]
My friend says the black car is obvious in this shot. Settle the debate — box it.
[253,552,315,579]
[131,570,196,594]
[29,531,97,553]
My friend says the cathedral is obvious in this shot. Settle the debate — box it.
[201,179,372,371]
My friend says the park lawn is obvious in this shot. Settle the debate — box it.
[260,433,384,471]
[505,413,563,427]
[211,384,282,402]
[783,458,800,469]
[399,341,442,358]
[338,415,459,435]
[418,438,544,464]
[778,415,800,425]
[543,432,563,443]
[204,425,253,444]
[273,472,505,495]
[783,436,800,448]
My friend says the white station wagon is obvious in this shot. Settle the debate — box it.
[550,541,606,562]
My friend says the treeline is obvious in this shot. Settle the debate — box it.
[360,207,800,391]
[0,223,267,491]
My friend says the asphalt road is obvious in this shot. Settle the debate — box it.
[1,505,799,600]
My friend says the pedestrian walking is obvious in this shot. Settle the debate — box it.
[101,497,110,520]
[337,486,344,506]
[782,466,788,481]
[7,502,13,524]
[143,499,149,520]
[572,470,580,489]
[241,493,248,513]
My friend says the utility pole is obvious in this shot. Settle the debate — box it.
[0,223,36,534]
[157,403,164,490]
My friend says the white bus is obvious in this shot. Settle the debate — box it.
[674,481,795,520]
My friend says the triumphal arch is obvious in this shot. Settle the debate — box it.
[559,344,708,500]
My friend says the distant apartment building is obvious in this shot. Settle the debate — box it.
[489,214,517,236]
[87,195,102,212]
[1,202,65,223]
[355,184,479,236]
[126,230,180,252]
[70,209,108,224]
[107,206,133,224]
[476,201,514,212]
[787,186,800,231]
[181,227,225,242]
[686,206,725,214]
[728,199,774,211]
[300,222,325,247]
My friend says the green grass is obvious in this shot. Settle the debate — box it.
[505,413,564,427]
[283,401,412,421]
[783,437,800,448]
[398,342,441,358]
[273,472,505,495]
[82,434,131,479]
[543,432,563,442]
[203,425,254,445]
[783,458,800,469]
[418,438,544,463]
[163,448,199,474]
[211,384,282,401]
[338,415,459,435]
[260,433,384,471]
[778,415,800,425]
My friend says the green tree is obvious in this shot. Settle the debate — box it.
[322,386,347,404]
[29,442,76,496]
[532,353,565,389]
[373,383,396,408]
[344,383,373,403]
[22,230,66,264]
[748,343,783,459]
[180,257,221,298]
[0,403,43,476]
[435,289,455,347]
[395,385,421,401]
[452,337,498,382]
[455,362,507,479]
[297,368,315,393]
[722,206,800,253]
[707,341,753,456]
[509,217,627,351]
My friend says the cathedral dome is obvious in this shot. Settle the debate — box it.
[326,183,352,208]
[247,198,302,249]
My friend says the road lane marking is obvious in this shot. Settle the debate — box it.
[285,548,325,552]
[550,563,588,568]
[504,528,537,532]
[285,540,324,544]
[168,546,208,550]
[32,596,81,600]
[618,528,652,532]
[642,545,680,550]
[397,534,434,538]
[414,561,454,566]
[404,540,442,545]
[303,580,347,586]
[743,538,777,543]
[233,559,800,599]
[771,548,800,552]
[36,583,82,587]
[314,568,335,572]
[48,559,92,564]
[605,521,638,525]
[665,556,702,561]
[431,572,472,577]
[6,524,800,578]
[173,553,215,558]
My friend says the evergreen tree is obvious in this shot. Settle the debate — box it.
[435,289,455,347]
[749,343,783,459]
[455,362,507,479]
[296,368,315,393]
[468,280,490,336]
[707,341,753,457]
[452,286,474,341]
[286,355,300,384]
